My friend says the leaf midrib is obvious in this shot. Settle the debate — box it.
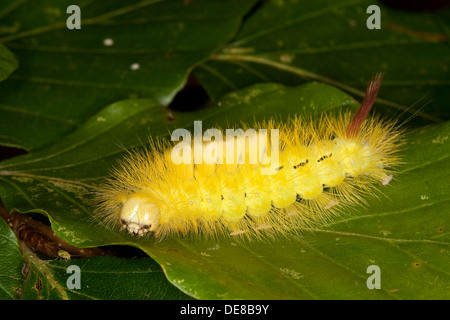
[224,40,449,58]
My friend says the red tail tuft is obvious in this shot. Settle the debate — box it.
[346,73,384,138]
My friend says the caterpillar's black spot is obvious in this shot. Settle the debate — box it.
[221,195,224,200]
[293,159,308,169]
[317,153,332,163]
[275,166,284,171]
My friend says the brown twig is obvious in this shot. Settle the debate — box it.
[0,206,109,259]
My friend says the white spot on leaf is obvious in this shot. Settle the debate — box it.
[103,38,114,46]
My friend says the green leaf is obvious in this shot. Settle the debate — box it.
[0,0,258,151]
[194,0,450,123]
[0,82,448,299]
[22,256,193,300]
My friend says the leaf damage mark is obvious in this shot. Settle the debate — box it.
[279,268,303,280]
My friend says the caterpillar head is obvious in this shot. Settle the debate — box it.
[120,193,160,236]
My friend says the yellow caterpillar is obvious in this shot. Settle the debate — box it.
[94,74,403,239]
